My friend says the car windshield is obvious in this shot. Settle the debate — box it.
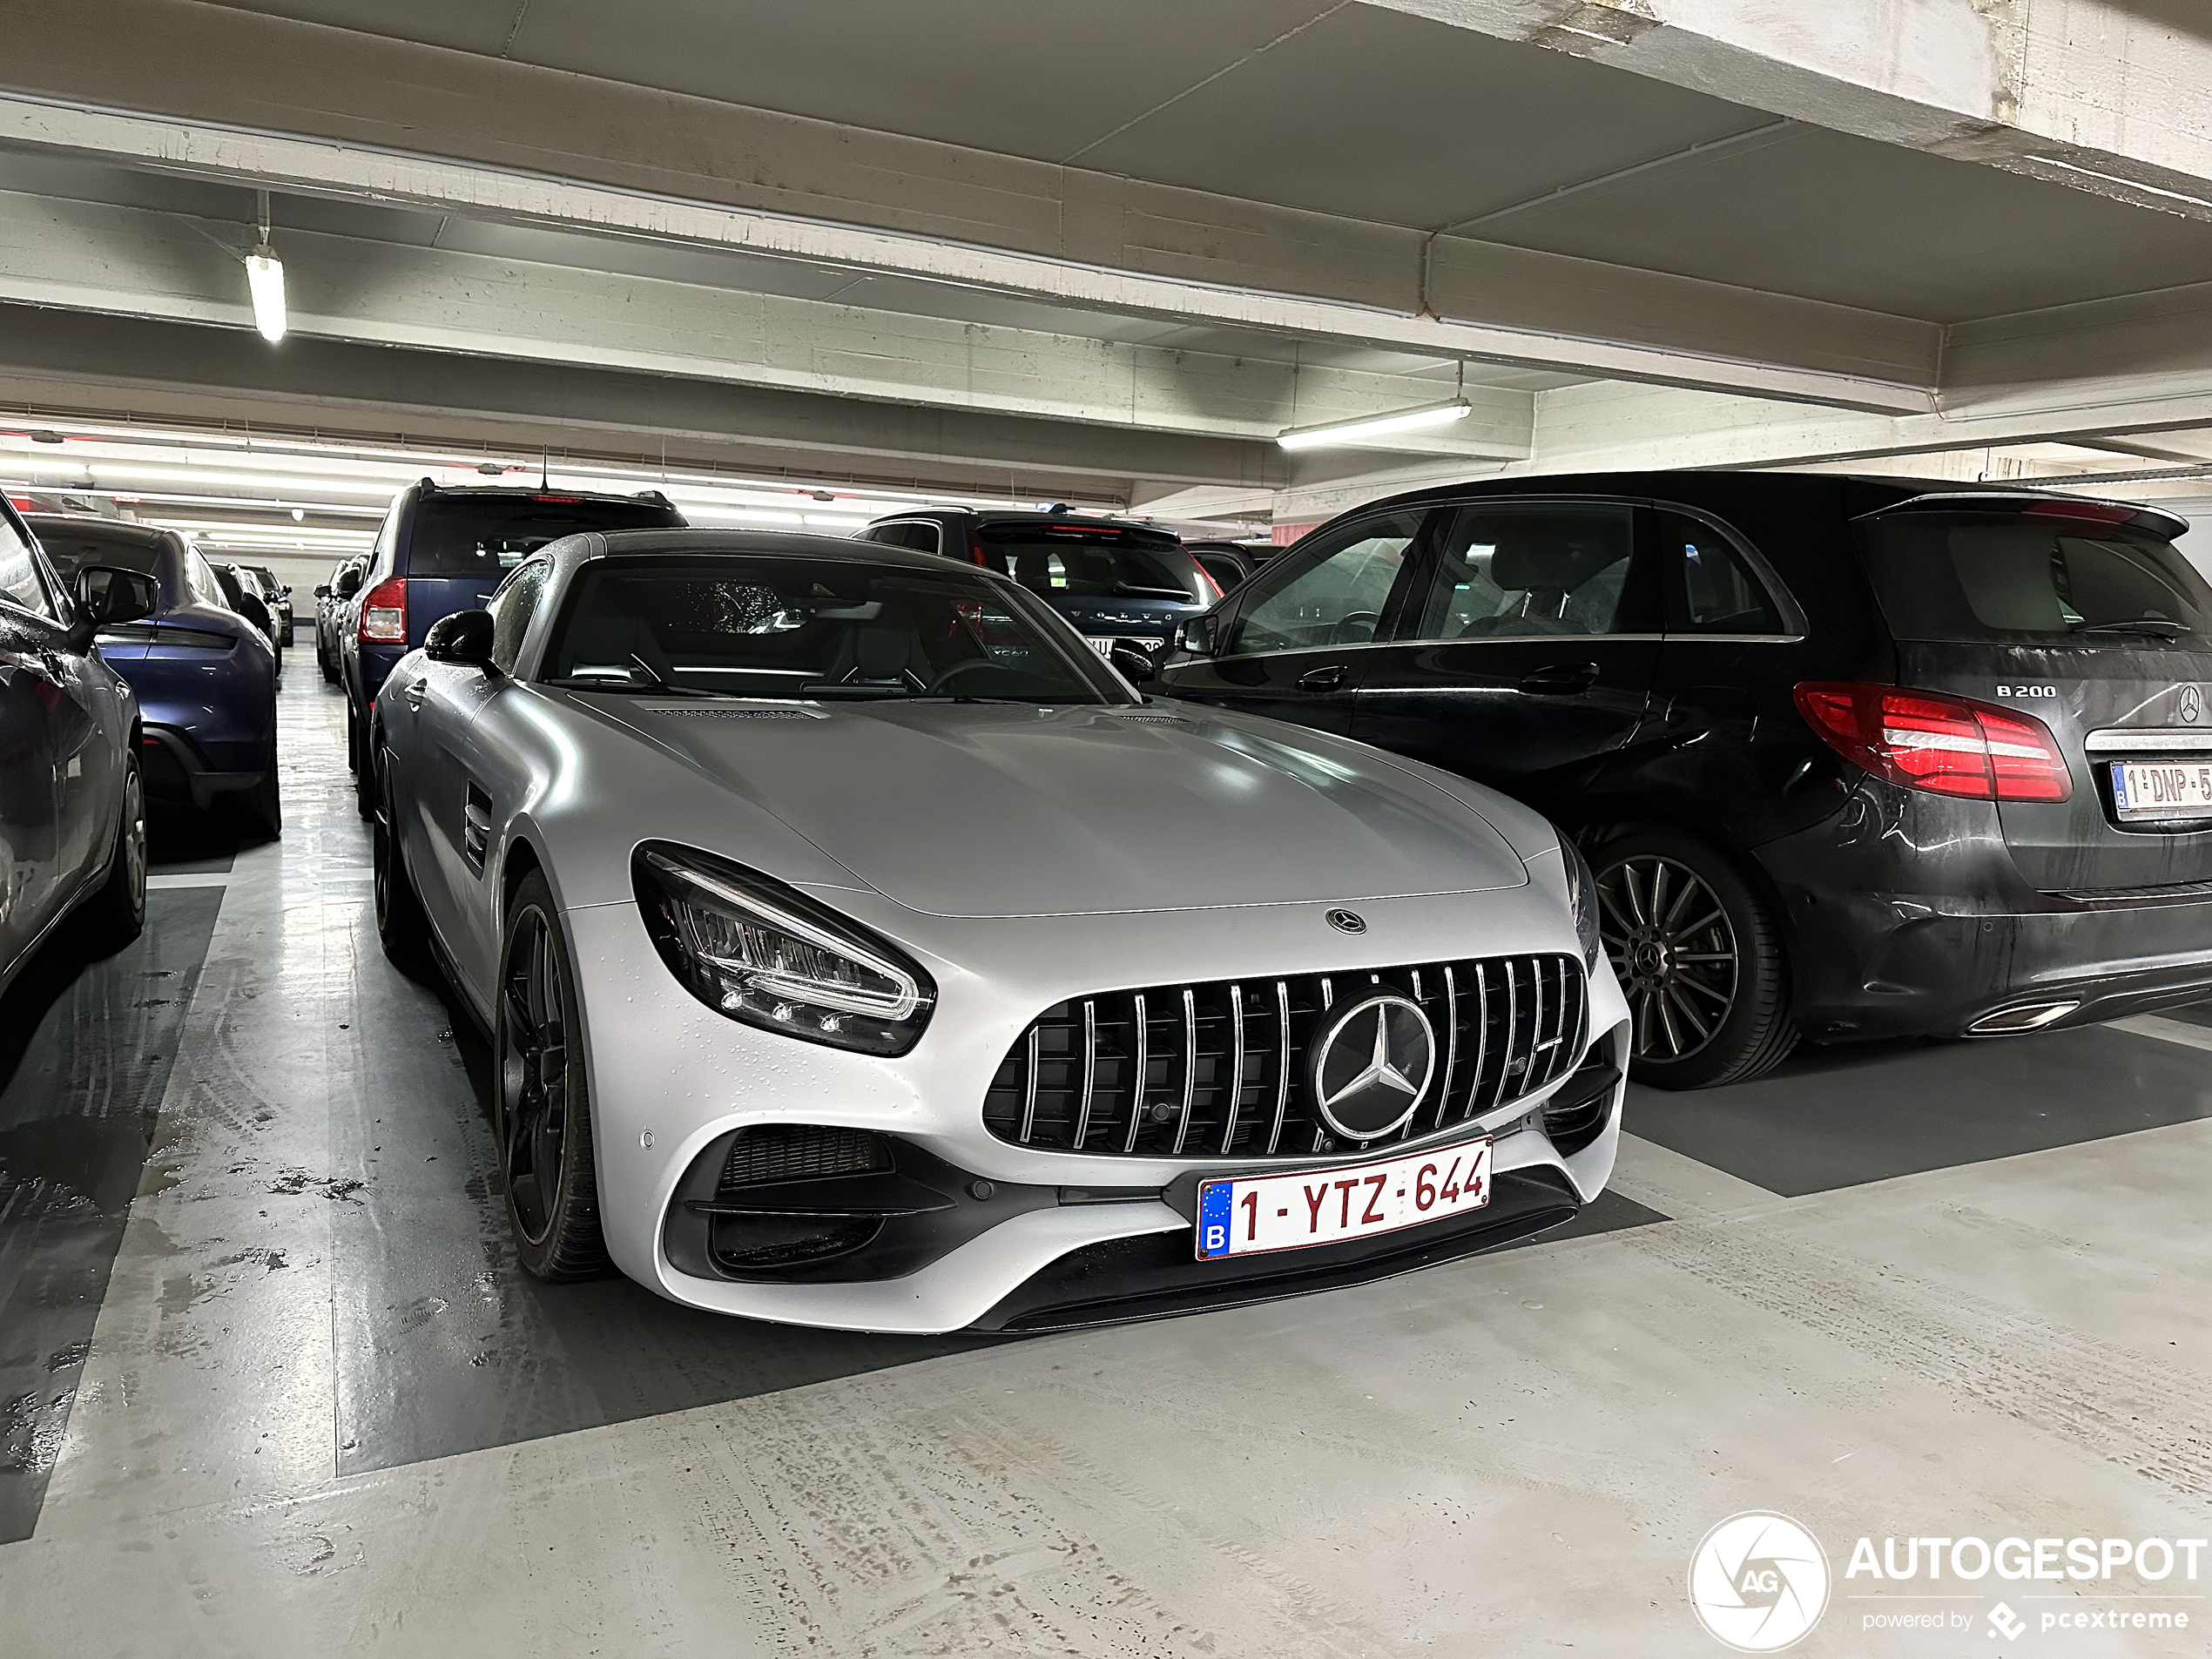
[1861,508,2212,643]
[405,495,681,578]
[977,524,1205,603]
[30,527,164,582]
[542,555,1126,704]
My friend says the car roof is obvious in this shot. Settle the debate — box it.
[586,527,991,577]
[22,513,175,547]
[407,482,674,507]
[1340,469,2173,523]
[874,506,1179,536]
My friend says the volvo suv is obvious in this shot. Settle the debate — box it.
[338,481,685,812]
[1147,472,2212,1088]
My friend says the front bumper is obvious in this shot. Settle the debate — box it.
[564,884,1630,1334]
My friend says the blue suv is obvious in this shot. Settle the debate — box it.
[337,482,685,811]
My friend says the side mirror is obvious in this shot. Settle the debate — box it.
[1174,614,1218,657]
[424,608,497,671]
[314,584,331,598]
[1108,639,1160,684]
[76,564,158,628]
[334,568,363,599]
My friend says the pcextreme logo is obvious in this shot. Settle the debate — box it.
[1688,1511,1831,1652]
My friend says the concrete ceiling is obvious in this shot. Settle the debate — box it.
[0,0,2209,529]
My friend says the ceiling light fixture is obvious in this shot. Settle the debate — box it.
[1276,396,1472,452]
[245,189,286,344]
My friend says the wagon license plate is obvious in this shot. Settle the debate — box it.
[2110,760,2212,821]
[1196,1140,1491,1260]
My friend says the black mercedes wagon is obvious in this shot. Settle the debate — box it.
[1146,472,2212,1088]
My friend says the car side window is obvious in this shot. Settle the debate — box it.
[870,523,941,555]
[1226,512,1425,655]
[1409,502,1642,641]
[187,549,227,609]
[489,559,552,672]
[1658,512,1785,635]
[0,516,58,622]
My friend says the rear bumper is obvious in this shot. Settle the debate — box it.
[140,725,266,813]
[1757,793,2212,1039]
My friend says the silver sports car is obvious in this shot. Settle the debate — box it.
[369,530,1631,1333]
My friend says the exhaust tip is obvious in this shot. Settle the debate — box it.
[1967,1001,2080,1035]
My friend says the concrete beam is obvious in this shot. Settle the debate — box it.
[1370,0,2212,223]
[0,0,1938,410]
[0,189,1531,460]
[0,303,1292,506]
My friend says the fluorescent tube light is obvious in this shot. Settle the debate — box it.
[1277,398,1472,451]
[245,250,287,343]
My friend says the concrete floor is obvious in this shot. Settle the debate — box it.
[2,665,2210,1656]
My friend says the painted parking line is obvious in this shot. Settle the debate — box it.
[145,873,231,890]
[2109,1013,2212,1055]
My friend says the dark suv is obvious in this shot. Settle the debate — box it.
[337,482,685,808]
[1148,471,2212,1087]
[859,508,1219,658]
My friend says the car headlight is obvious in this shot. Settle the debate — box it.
[634,844,936,1056]
[1561,836,1603,970]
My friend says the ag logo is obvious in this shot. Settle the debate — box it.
[1688,1512,1830,1652]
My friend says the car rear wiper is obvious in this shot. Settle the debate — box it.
[1112,582,1193,600]
[2071,619,2191,639]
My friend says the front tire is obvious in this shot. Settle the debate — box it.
[373,761,429,968]
[79,754,147,954]
[496,872,610,1281]
[1590,826,1796,1089]
[354,714,378,820]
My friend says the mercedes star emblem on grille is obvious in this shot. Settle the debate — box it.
[1326,908,1366,934]
[1307,994,1436,1139]
[2180,684,2202,724]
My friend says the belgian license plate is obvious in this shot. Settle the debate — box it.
[1085,635,1163,658]
[2110,759,2212,821]
[1196,1141,1491,1260]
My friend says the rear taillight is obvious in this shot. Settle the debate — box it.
[966,527,988,567]
[359,576,407,644]
[1193,561,1224,600]
[1792,682,2072,803]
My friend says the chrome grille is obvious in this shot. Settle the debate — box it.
[983,954,1587,1159]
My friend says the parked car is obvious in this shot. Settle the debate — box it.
[1182,540,1264,592]
[368,529,1624,1331]
[212,562,284,676]
[859,508,1221,663]
[0,502,155,995]
[1146,472,2212,1088]
[315,556,362,683]
[337,482,685,815]
[28,516,285,839]
[240,563,293,638]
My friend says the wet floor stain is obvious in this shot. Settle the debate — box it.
[0,886,223,1543]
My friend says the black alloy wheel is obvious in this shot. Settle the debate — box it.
[1590,827,1796,1089]
[496,872,608,1280]
[372,763,429,968]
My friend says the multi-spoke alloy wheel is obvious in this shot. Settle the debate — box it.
[1588,830,1797,1089]
[500,904,570,1248]
[493,873,608,1279]
[1598,853,1738,1062]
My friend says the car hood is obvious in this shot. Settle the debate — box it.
[578,697,1529,918]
